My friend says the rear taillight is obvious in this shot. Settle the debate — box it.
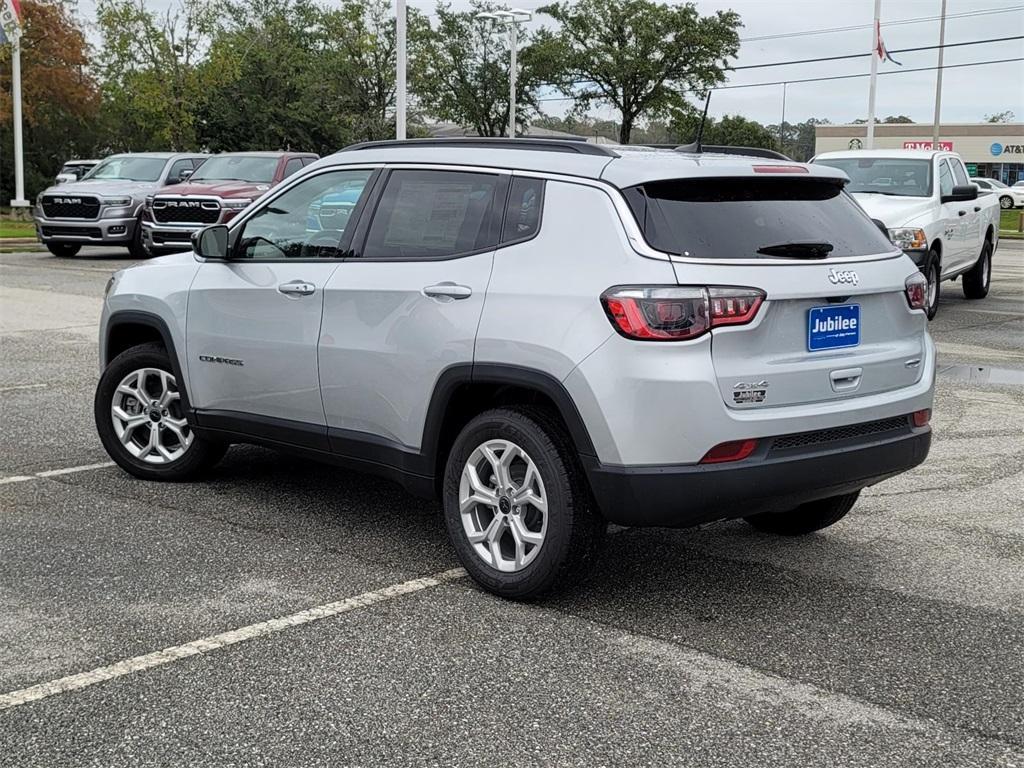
[700,439,759,464]
[601,286,765,342]
[912,409,931,427]
[905,273,927,311]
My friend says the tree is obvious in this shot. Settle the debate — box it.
[853,115,914,124]
[669,109,777,150]
[415,1,545,137]
[95,0,221,151]
[0,0,101,201]
[985,110,1015,123]
[532,0,740,144]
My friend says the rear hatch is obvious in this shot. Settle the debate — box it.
[623,175,926,409]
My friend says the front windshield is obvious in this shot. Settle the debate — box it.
[191,155,278,183]
[84,156,166,182]
[814,157,932,198]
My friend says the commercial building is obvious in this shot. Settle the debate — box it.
[814,123,1024,184]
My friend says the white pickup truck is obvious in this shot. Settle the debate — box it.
[813,149,999,319]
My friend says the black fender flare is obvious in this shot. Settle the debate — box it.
[105,310,193,415]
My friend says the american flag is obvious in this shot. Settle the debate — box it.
[875,19,903,66]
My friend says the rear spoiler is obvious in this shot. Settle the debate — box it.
[630,143,793,161]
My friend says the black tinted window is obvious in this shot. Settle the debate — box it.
[502,177,544,243]
[623,178,894,260]
[362,170,500,259]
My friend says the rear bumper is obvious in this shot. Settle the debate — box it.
[582,420,931,528]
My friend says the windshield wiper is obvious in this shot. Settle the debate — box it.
[756,241,834,259]
[852,190,905,196]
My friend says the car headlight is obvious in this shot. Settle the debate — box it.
[221,199,253,210]
[888,228,928,250]
[102,196,133,207]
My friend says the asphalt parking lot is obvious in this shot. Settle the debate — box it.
[1,242,1022,767]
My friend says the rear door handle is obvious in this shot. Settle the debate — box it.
[958,210,967,217]
[423,282,472,300]
[278,280,316,297]
[973,206,982,212]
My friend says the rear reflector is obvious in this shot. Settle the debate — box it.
[752,165,809,174]
[912,409,931,427]
[700,439,758,464]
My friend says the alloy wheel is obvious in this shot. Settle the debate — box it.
[110,367,192,464]
[459,439,548,572]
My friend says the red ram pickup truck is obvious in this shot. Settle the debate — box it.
[141,151,318,256]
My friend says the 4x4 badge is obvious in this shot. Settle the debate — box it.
[828,268,859,286]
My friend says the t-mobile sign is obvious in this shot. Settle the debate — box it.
[903,141,954,150]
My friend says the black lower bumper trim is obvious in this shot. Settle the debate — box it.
[582,428,931,528]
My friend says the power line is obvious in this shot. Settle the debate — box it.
[533,56,1024,101]
[733,35,1024,70]
[738,5,1024,42]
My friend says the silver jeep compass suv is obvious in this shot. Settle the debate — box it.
[95,138,935,599]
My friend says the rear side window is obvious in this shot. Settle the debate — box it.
[283,158,304,178]
[501,177,545,243]
[362,170,501,259]
[623,178,894,260]
[950,158,969,187]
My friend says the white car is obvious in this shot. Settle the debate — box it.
[973,178,1024,209]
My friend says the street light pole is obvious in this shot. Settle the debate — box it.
[476,9,531,138]
[396,0,407,140]
[931,0,948,148]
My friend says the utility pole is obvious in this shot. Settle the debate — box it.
[779,81,787,156]
[396,0,406,140]
[865,0,881,149]
[932,0,948,148]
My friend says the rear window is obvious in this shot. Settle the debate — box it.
[623,178,894,260]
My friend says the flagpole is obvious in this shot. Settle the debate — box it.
[865,0,881,150]
[10,31,29,206]
[931,0,947,148]
[396,0,407,140]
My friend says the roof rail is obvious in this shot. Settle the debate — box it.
[338,137,620,157]
[674,143,793,161]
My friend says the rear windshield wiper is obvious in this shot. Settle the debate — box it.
[756,241,834,259]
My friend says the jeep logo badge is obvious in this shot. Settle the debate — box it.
[828,268,859,286]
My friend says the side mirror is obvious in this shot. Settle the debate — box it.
[871,218,890,241]
[941,184,978,203]
[192,225,229,260]
[179,168,194,182]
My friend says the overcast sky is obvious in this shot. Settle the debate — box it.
[74,0,1024,126]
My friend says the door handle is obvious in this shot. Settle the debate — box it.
[973,206,982,212]
[422,282,472,300]
[830,367,862,393]
[278,280,316,297]
[958,210,967,217]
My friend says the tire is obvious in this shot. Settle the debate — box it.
[744,491,860,536]
[999,195,1013,210]
[923,252,941,321]
[128,216,147,259]
[95,342,226,481]
[962,239,993,300]
[45,243,81,258]
[442,406,606,600]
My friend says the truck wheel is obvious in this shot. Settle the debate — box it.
[443,406,606,600]
[962,240,992,300]
[999,195,1013,210]
[744,491,860,536]
[95,342,227,481]
[128,216,147,259]
[46,243,81,258]
[923,252,940,320]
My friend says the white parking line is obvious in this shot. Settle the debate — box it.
[0,462,115,485]
[0,383,48,393]
[0,567,466,711]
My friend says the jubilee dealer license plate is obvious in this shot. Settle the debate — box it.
[807,304,860,352]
